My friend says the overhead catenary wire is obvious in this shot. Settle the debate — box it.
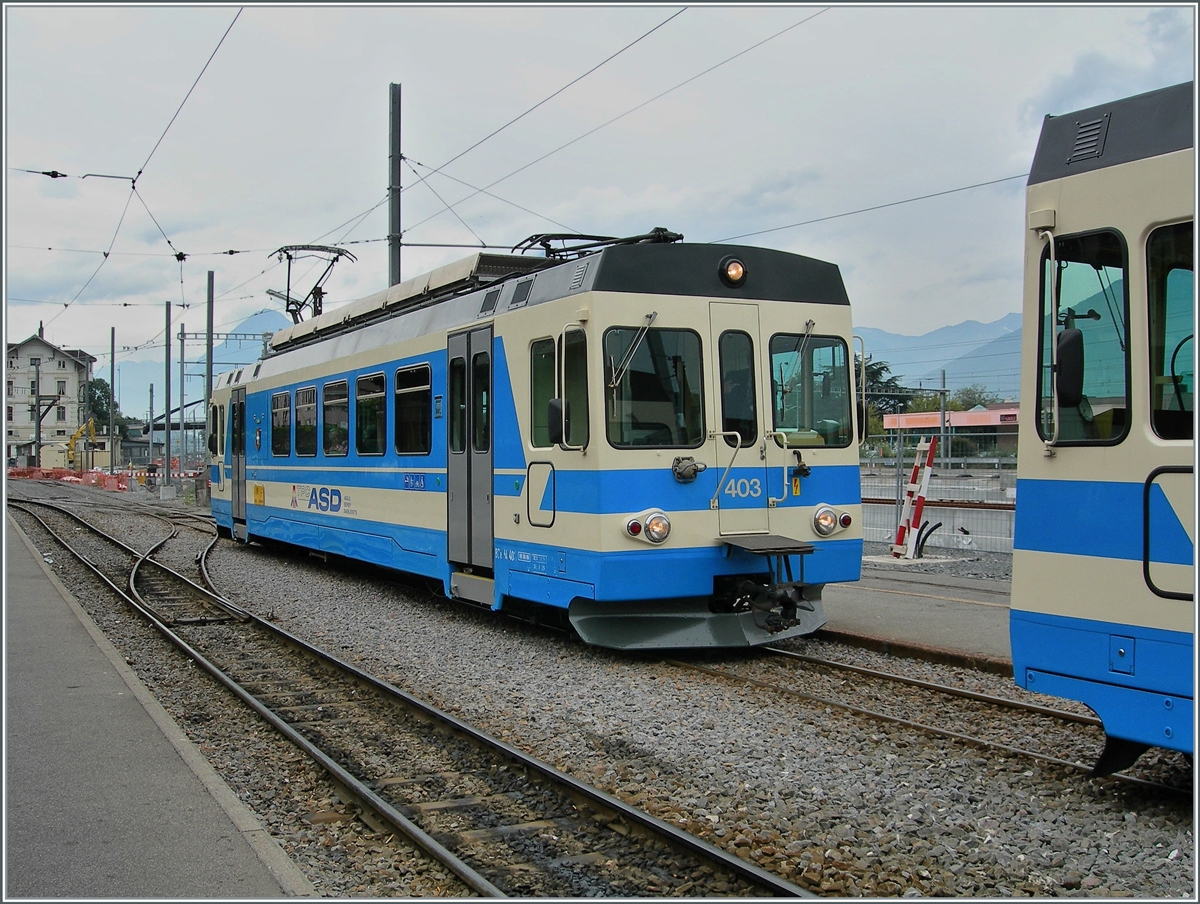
[405,7,831,236]
[404,7,687,193]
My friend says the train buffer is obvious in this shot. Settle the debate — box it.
[723,534,817,631]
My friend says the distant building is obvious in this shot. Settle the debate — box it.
[883,402,1019,456]
[5,330,102,467]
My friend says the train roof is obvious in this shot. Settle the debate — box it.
[265,241,848,355]
[1028,81,1193,186]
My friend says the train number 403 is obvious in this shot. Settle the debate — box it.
[724,477,762,499]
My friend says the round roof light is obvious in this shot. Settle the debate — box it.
[719,256,747,288]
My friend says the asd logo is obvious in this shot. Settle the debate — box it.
[307,486,342,512]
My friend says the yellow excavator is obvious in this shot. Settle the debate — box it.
[67,418,96,469]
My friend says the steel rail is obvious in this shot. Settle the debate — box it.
[10,502,505,897]
[765,646,1101,726]
[664,658,1188,797]
[16,501,811,896]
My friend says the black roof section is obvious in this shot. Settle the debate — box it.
[592,243,849,305]
[1028,81,1193,185]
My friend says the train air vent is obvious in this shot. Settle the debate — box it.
[1066,113,1110,164]
[479,288,502,316]
[569,262,589,290]
[235,369,243,383]
[510,280,533,308]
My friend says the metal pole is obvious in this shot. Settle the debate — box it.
[149,384,154,478]
[33,361,41,469]
[388,82,402,286]
[206,271,214,454]
[164,301,172,486]
[180,323,186,474]
[109,328,115,474]
[940,370,947,471]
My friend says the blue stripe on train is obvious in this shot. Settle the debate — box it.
[1014,479,1192,565]
[1011,608,1193,752]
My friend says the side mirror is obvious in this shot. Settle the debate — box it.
[1056,328,1084,409]
[547,398,565,446]
[856,400,867,444]
[208,432,217,455]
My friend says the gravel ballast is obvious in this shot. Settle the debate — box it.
[9,481,1194,897]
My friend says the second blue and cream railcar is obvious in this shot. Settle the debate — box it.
[209,233,863,649]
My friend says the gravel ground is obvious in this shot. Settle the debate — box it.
[9,481,1195,897]
[862,540,1013,582]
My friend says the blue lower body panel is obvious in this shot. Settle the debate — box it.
[1011,609,1193,753]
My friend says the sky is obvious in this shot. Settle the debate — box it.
[4,4,1196,413]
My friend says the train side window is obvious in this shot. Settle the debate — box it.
[472,352,490,453]
[323,381,349,456]
[208,404,218,455]
[562,329,590,448]
[718,331,757,447]
[449,357,467,454]
[295,387,317,456]
[355,373,387,456]
[271,392,291,456]
[394,365,432,455]
[604,327,701,448]
[1147,221,1193,440]
[1036,230,1129,444]
[219,405,225,457]
[530,338,555,447]
[769,334,851,447]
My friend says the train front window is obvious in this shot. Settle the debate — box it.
[1148,221,1193,441]
[271,392,291,456]
[1036,230,1129,444]
[768,334,851,447]
[295,387,316,456]
[604,327,703,448]
[718,331,757,448]
[323,380,349,456]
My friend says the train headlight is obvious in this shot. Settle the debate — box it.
[814,506,838,536]
[719,256,747,288]
[644,512,672,543]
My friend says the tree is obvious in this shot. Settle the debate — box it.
[83,378,131,438]
[951,383,1000,410]
[857,355,911,415]
[905,391,963,414]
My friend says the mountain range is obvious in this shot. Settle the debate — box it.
[112,309,1026,421]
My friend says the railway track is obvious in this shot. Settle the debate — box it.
[662,647,1191,797]
[9,497,809,897]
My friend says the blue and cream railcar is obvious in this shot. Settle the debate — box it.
[210,236,863,649]
[1011,83,1194,773]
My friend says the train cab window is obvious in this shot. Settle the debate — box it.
[449,358,467,454]
[1036,230,1129,444]
[323,381,349,456]
[472,352,490,453]
[355,373,387,456]
[718,331,758,447]
[295,387,317,456]
[394,365,432,455]
[530,338,555,447]
[562,329,589,448]
[769,334,852,447]
[604,327,702,448]
[1147,221,1193,440]
[271,392,291,456]
[208,404,218,455]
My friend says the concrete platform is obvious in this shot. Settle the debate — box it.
[820,567,1013,675]
[4,516,315,898]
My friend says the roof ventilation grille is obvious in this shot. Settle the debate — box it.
[1066,113,1110,164]
[569,262,589,290]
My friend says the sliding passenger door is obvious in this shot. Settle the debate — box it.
[447,327,494,569]
[231,386,247,541]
